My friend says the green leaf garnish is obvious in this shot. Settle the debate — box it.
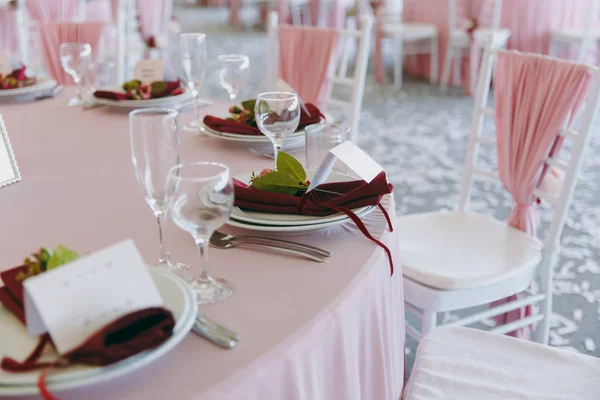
[122,79,141,92]
[47,245,80,270]
[241,99,256,112]
[276,152,307,183]
[251,169,307,195]
[150,81,167,97]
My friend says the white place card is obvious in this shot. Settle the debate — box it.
[133,59,164,84]
[23,240,164,354]
[275,78,310,116]
[0,51,11,76]
[0,115,20,189]
[307,141,384,192]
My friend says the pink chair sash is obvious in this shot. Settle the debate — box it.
[26,0,79,20]
[38,21,105,85]
[136,0,171,45]
[0,10,17,54]
[275,0,345,28]
[492,50,592,337]
[278,24,340,105]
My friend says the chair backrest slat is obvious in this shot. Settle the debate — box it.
[460,48,600,253]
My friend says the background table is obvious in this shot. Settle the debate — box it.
[0,91,405,399]
[377,0,594,85]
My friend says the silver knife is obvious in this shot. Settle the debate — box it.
[192,319,237,349]
[197,314,241,341]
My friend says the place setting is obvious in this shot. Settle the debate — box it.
[0,51,60,102]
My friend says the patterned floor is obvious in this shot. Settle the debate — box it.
[173,4,600,366]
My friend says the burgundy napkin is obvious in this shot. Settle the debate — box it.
[203,103,325,136]
[93,80,182,101]
[0,265,28,324]
[234,172,396,274]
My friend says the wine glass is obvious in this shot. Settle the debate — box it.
[60,43,92,107]
[217,54,249,105]
[180,33,207,134]
[129,108,180,268]
[167,162,235,304]
[255,92,301,167]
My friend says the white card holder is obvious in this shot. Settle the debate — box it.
[0,115,21,189]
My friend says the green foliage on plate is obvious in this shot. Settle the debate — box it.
[249,152,309,196]
[227,99,258,127]
[16,245,80,281]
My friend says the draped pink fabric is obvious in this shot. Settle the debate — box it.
[492,50,592,337]
[274,0,346,28]
[0,10,17,54]
[86,0,114,21]
[136,0,171,46]
[26,0,79,20]
[278,24,340,106]
[38,21,105,85]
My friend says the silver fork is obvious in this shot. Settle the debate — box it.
[210,232,327,262]
[211,231,331,257]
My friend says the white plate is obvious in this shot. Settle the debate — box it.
[231,171,370,226]
[93,88,192,109]
[0,79,57,98]
[226,205,376,235]
[202,121,306,143]
[0,268,196,396]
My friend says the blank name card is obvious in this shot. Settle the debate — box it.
[307,141,384,192]
[133,59,164,84]
[23,240,164,354]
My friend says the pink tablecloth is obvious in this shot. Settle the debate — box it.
[377,0,592,85]
[0,91,405,399]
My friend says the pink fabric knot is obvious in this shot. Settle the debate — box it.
[508,202,537,237]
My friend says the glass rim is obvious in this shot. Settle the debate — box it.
[305,122,350,133]
[168,161,230,182]
[59,42,91,48]
[217,54,249,62]
[129,108,179,118]
[180,32,207,40]
[256,92,298,101]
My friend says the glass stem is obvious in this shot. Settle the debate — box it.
[74,75,83,101]
[194,237,212,283]
[156,212,170,267]
[273,138,284,167]
[193,91,201,130]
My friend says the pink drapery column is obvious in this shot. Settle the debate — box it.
[278,24,340,106]
[25,0,79,20]
[136,0,171,47]
[492,50,592,338]
[272,0,346,28]
[38,21,105,85]
[0,10,17,54]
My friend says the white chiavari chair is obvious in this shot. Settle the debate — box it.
[377,0,439,88]
[550,0,600,63]
[267,11,372,141]
[440,0,509,91]
[398,48,600,344]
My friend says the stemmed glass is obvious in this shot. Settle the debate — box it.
[255,92,301,166]
[129,108,180,268]
[180,33,207,134]
[167,162,235,304]
[60,43,92,107]
[217,54,249,105]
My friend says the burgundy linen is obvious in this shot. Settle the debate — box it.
[491,50,592,337]
[278,24,340,106]
[93,80,182,101]
[203,102,324,136]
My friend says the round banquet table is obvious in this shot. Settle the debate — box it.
[0,90,405,399]
[377,0,593,85]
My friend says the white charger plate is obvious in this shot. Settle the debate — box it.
[201,121,306,143]
[231,171,370,226]
[0,268,196,396]
[93,88,192,109]
[0,79,57,98]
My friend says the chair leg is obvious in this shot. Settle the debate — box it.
[430,36,439,85]
[421,310,437,337]
[440,44,453,92]
[533,253,555,344]
[394,34,404,89]
[453,51,462,88]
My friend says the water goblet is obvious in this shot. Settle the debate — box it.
[180,33,207,134]
[255,92,301,167]
[129,108,180,268]
[217,54,249,105]
[167,162,235,304]
[60,42,92,106]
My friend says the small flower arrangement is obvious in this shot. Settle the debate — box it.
[0,67,36,90]
[16,245,80,281]
[463,18,478,35]
[120,79,184,100]
[227,99,257,127]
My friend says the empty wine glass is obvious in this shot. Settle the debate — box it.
[180,33,207,134]
[167,162,235,304]
[217,54,249,105]
[60,43,92,107]
[129,108,180,268]
[255,92,301,167]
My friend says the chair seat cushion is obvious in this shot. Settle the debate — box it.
[405,327,600,400]
[382,22,438,41]
[397,212,542,290]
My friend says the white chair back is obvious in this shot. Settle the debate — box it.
[267,11,372,141]
[448,0,503,32]
[461,49,600,258]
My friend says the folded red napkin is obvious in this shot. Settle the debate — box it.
[0,265,28,323]
[203,103,325,136]
[93,80,182,101]
[234,172,395,274]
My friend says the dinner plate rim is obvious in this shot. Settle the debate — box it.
[0,268,196,396]
[0,79,57,97]
[92,89,192,108]
[201,122,306,143]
